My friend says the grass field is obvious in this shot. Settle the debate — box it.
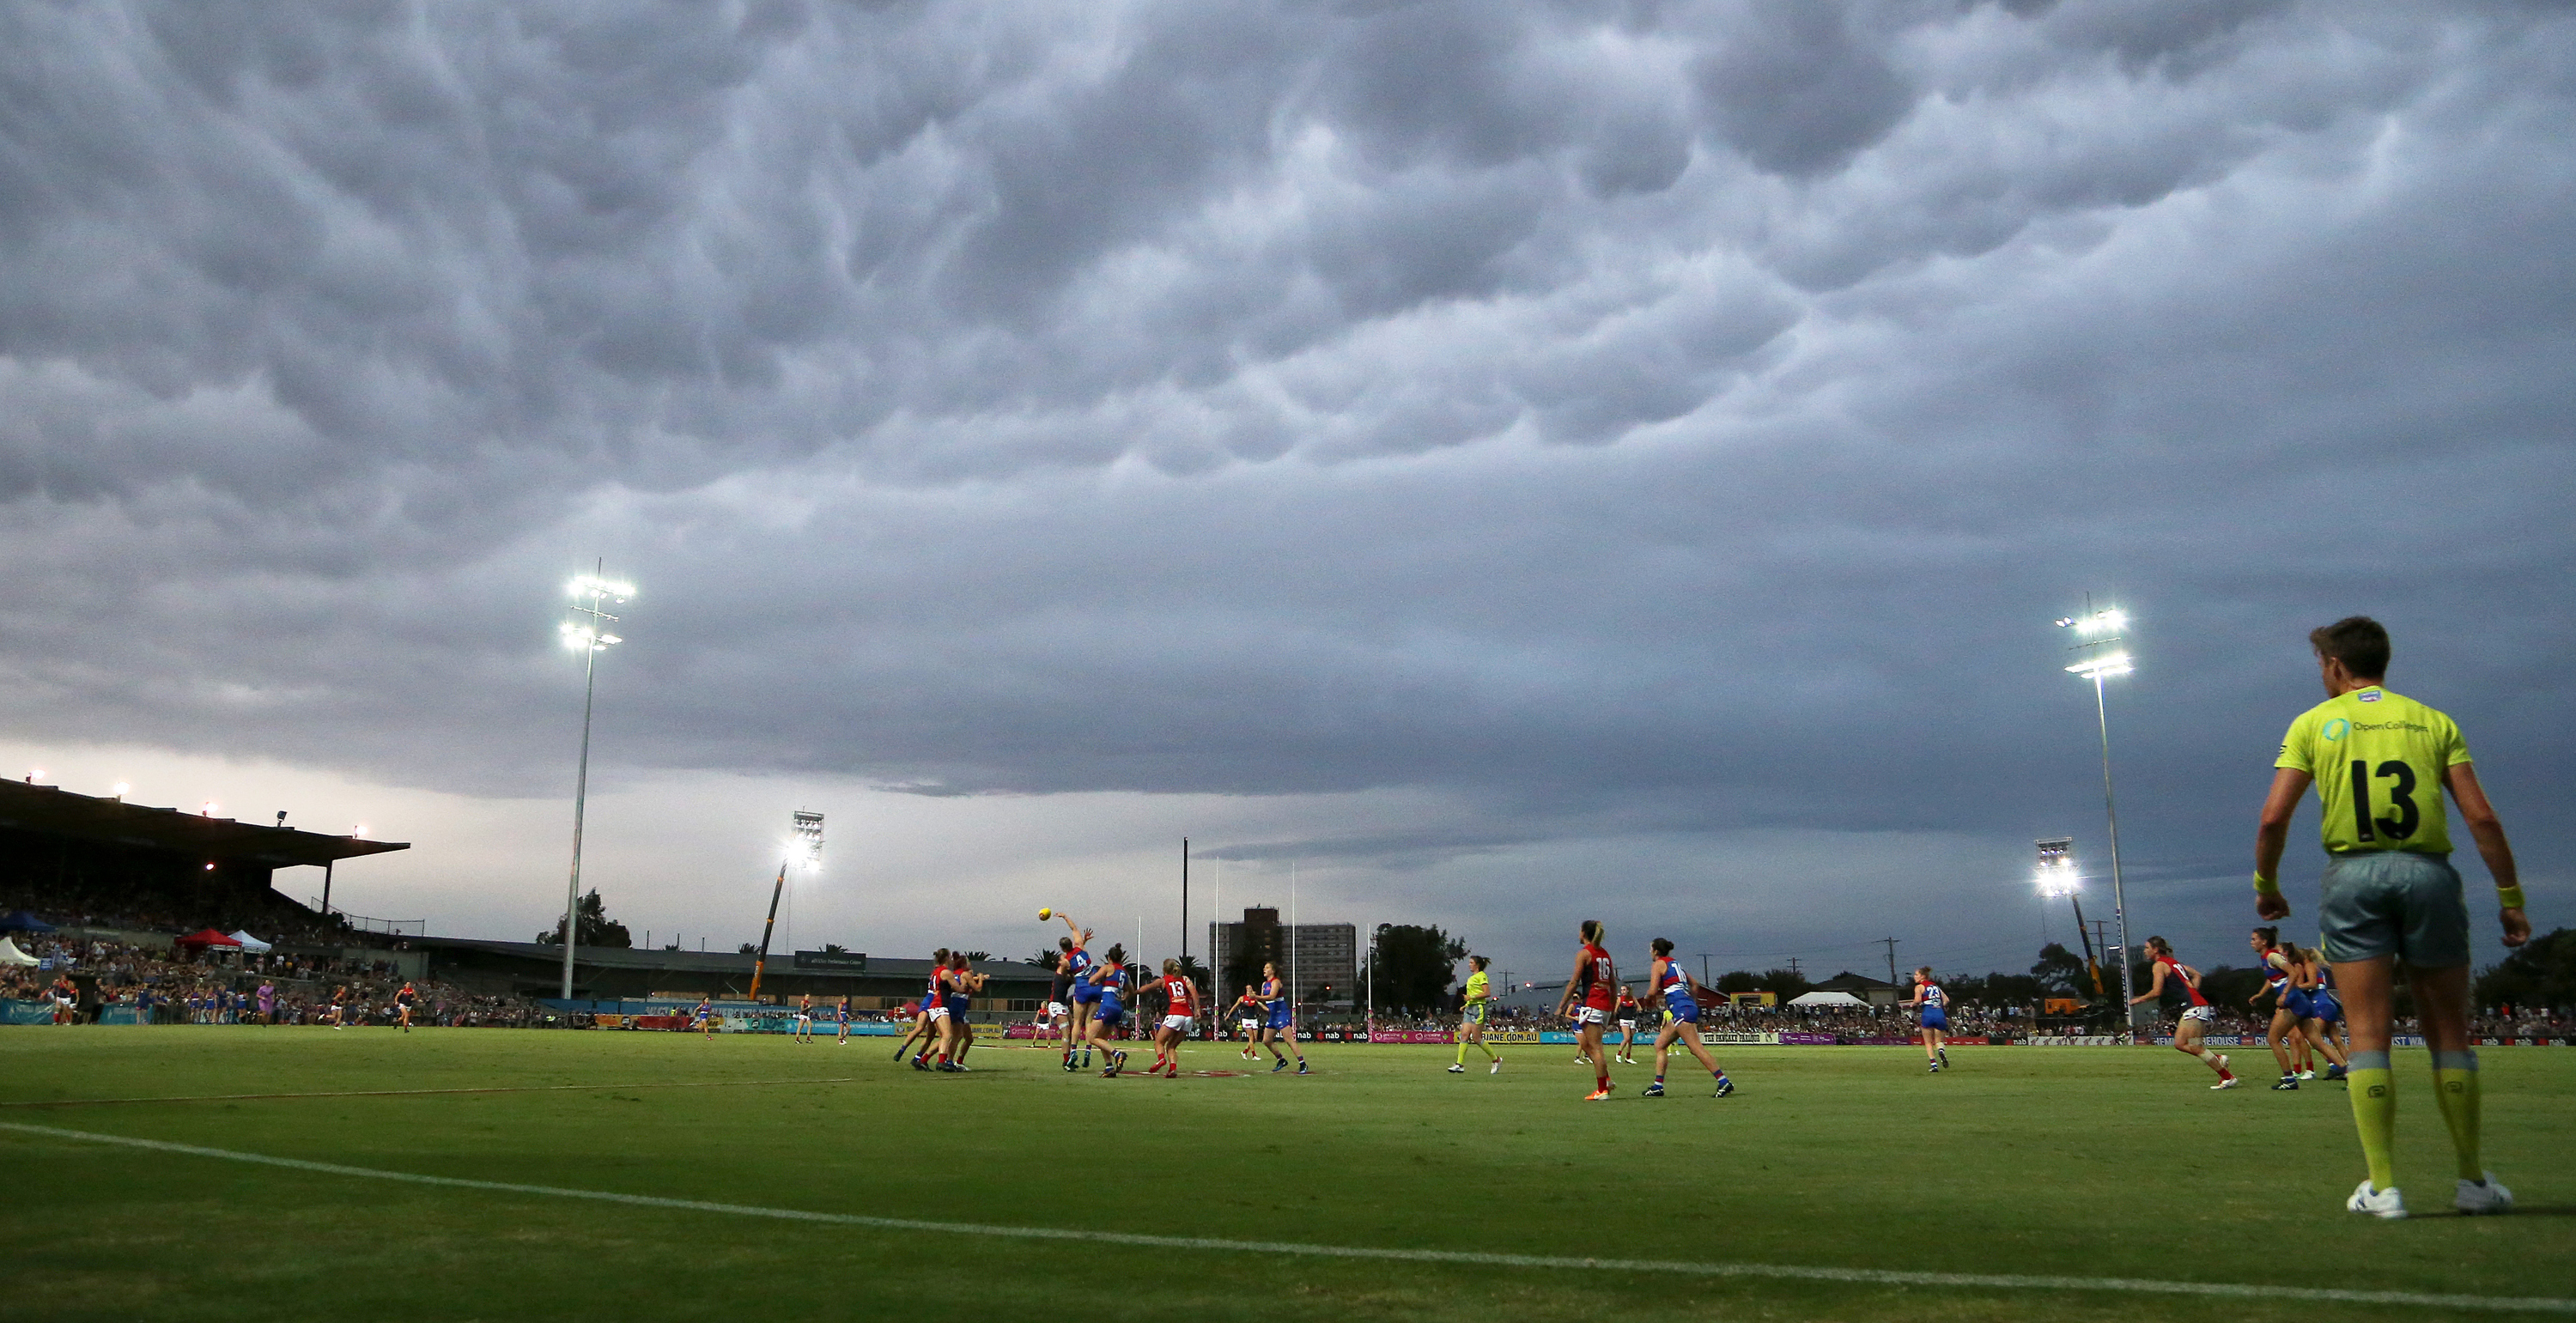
[3,1029,2571,1322]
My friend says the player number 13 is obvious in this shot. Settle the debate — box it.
[2348,759,2419,842]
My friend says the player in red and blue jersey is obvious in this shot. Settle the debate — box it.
[2131,937,2235,1089]
[1552,920,1619,1100]
[1151,958,1199,1078]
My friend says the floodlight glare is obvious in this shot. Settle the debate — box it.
[2065,652,2134,679]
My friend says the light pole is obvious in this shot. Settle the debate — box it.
[558,570,633,1000]
[748,810,825,1004]
[2055,603,2135,1040]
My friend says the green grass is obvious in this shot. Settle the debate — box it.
[2,1029,2569,1322]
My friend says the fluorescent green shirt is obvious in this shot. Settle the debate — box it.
[2275,686,2470,855]
[1462,971,1490,1004]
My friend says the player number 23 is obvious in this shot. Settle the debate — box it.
[2348,759,2419,842]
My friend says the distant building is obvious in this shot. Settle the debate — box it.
[1810,970,1901,1007]
[1210,906,1355,1007]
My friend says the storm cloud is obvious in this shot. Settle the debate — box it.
[1,1,2568,976]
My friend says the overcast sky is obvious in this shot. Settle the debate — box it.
[3,1,2568,988]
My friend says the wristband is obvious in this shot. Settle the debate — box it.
[2251,874,2281,897]
[2496,886,2526,910]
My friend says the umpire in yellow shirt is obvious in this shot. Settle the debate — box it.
[2253,616,2529,1220]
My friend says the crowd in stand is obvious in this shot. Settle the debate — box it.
[3,931,545,1027]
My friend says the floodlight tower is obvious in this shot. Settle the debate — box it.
[2053,601,2136,1037]
[557,569,634,1000]
[748,810,825,1004]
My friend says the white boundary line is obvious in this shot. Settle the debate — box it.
[0,1077,861,1109]
[4,1120,2567,1314]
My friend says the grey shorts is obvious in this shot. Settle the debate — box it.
[2318,851,2470,968]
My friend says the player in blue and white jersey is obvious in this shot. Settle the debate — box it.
[1083,944,1132,1077]
[1055,916,1101,1071]
[1905,967,1949,1072]
[1642,938,1733,1099]
[1259,962,1309,1075]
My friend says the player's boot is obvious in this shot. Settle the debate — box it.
[1447,1063,1466,1073]
[1296,1062,1311,1075]
[2296,1069,2317,1081]
[2273,1076,2299,1090]
[1935,1047,1947,1067]
[2324,1063,2347,1082]
[1928,1061,1941,1073]
[1583,1081,1614,1101]
[1271,1057,1288,1073]
[1714,1076,1735,1098]
[2212,1076,2239,1089]
[2346,1180,2407,1220]
[1642,1081,1666,1097]
[2456,1174,2514,1215]
[1489,1056,1501,1074]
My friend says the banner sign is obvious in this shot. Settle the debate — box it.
[793,950,868,972]
[1478,1029,1545,1045]
[1779,1032,1838,1045]
[1702,1032,1781,1046]
[1367,1030,1455,1044]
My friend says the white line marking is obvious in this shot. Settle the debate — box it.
[3,1120,2566,1314]
[0,1077,860,1109]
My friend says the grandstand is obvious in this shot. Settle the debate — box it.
[417,937,1053,1014]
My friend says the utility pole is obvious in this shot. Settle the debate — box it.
[1697,954,1713,988]
[1787,956,1802,978]
[1180,837,1189,982]
[1880,937,1900,988]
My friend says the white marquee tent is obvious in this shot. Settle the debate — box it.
[1786,990,1870,1009]
[0,937,39,967]
[227,931,274,953]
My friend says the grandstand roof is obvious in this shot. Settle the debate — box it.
[0,780,410,868]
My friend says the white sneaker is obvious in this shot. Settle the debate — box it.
[2211,1077,2238,1089]
[2456,1174,2514,1215]
[1489,1057,1502,1075]
[2347,1180,2407,1220]
[2297,1069,2317,1081]
[1446,1064,1465,1073]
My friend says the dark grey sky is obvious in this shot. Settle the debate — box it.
[2,1,2567,985]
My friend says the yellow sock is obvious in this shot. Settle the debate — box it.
[2347,1050,2397,1191]
[2431,1051,2483,1181]
[1455,1040,1468,1065]
[1479,1041,1498,1061]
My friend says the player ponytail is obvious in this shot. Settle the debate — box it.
[1105,943,1126,965]
[2145,936,2172,956]
[1470,955,1490,971]
[1162,957,1179,975]
[2251,925,2279,950]
[1650,938,1674,958]
[1580,919,1603,944]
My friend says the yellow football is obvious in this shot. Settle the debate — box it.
[1037,907,1053,920]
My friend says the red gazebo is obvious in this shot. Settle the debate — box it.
[175,928,243,950]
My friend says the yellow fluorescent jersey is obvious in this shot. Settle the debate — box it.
[1462,971,1490,1004]
[2275,686,2470,855]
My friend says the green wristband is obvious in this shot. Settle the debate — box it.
[2497,886,2526,910]
[2252,874,2282,896]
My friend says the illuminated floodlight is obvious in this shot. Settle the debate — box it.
[112,782,130,798]
[557,565,635,999]
[27,769,42,783]
[791,810,825,871]
[2034,836,2078,895]
[2056,608,2127,636]
[202,801,217,816]
[2064,652,2134,680]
